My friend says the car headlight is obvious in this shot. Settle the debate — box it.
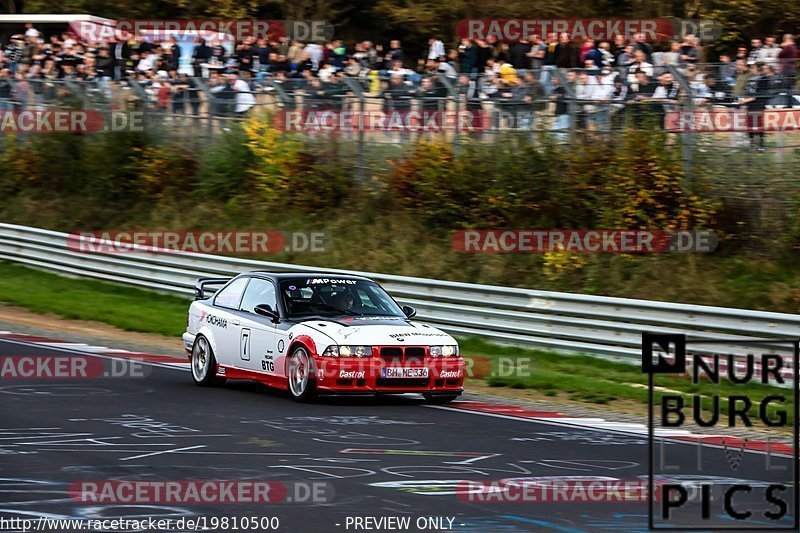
[322,345,373,357]
[430,345,459,357]
[442,345,459,357]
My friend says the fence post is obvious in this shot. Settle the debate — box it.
[667,65,694,189]
[187,77,209,141]
[436,73,459,154]
[343,76,367,185]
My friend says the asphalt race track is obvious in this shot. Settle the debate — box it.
[0,339,796,532]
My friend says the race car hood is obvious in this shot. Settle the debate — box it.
[300,316,455,346]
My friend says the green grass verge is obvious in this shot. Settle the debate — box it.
[0,261,792,422]
[460,337,794,423]
[0,261,190,337]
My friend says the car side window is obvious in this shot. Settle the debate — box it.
[214,277,249,310]
[240,278,277,314]
[357,289,380,312]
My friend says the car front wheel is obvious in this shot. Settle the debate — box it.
[287,346,317,402]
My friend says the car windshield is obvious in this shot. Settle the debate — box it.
[279,277,405,319]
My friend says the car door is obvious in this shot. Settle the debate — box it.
[238,277,279,375]
[210,276,250,366]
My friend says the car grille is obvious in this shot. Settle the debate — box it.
[378,346,426,364]
[405,347,426,358]
[380,347,403,358]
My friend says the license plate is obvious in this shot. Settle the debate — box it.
[382,367,429,378]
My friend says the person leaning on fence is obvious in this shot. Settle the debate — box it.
[489,70,518,129]
[514,71,544,137]
[627,70,657,126]
[383,73,413,112]
[650,72,681,122]
[740,62,769,150]
[778,34,798,107]
[233,72,256,116]
[303,77,326,111]
[185,75,202,116]
[170,73,188,114]
[549,74,570,142]
[209,73,236,116]
[154,74,172,112]
[732,58,752,99]
[457,74,483,116]
[574,70,598,130]
[627,49,653,84]
[323,71,349,111]
[592,68,615,132]
[610,76,628,127]
[718,54,737,85]
[416,76,443,112]
[761,64,782,105]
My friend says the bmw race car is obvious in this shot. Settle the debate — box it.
[183,272,465,403]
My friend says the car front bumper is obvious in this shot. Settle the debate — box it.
[314,356,465,395]
[182,332,195,356]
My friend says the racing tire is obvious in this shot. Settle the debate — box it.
[286,345,318,402]
[423,393,459,404]
[191,335,226,387]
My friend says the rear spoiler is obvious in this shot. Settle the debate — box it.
[194,278,230,300]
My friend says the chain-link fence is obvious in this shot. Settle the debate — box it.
[1,64,799,252]
[3,65,797,148]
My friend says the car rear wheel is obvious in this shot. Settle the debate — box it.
[191,335,226,387]
[287,346,317,402]
[423,393,459,404]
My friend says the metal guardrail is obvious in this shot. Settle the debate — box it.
[0,222,798,364]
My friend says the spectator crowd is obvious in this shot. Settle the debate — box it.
[1,23,798,145]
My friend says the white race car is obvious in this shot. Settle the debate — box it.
[183,272,465,403]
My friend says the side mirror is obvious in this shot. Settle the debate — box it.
[254,304,279,322]
[402,305,417,318]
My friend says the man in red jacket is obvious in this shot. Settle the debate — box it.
[778,34,798,107]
